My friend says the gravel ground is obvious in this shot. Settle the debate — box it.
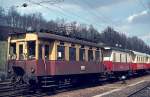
[43,75,150,97]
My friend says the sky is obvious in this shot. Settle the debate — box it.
[0,0,150,45]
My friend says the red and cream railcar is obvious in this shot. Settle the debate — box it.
[102,47,132,76]
[7,32,104,88]
[146,55,150,70]
[130,51,150,72]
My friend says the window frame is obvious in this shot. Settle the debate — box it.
[57,45,65,60]
[45,44,50,60]
[27,41,36,60]
[88,49,94,61]
[95,50,101,62]
[79,48,85,61]
[69,47,76,61]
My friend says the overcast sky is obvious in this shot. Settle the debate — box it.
[0,0,150,45]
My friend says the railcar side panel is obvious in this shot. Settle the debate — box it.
[112,62,130,71]
[54,61,104,75]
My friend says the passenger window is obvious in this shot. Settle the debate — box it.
[9,43,16,59]
[113,53,116,62]
[95,51,100,61]
[69,47,76,61]
[45,45,49,60]
[39,44,42,59]
[10,43,16,55]
[88,50,93,61]
[120,54,122,62]
[79,48,85,61]
[57,45,65,60]
[126,54,127,63]
[28,41,35,59]
[19,44,23,60]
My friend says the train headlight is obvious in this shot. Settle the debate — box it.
[31,68,35,73]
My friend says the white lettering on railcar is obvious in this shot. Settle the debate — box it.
[81,66,86,71]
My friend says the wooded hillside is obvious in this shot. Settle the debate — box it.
[0,6,150,54]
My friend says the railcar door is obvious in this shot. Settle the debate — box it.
[44,44,50,74]
[38,44,50,75]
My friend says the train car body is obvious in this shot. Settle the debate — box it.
[103,47,150,76]
[103,47,131,76]
[130,51,150,72]
[7,32,104,88]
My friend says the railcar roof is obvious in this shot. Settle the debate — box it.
[9,32,104,48]
[37,32,104,48]
[131,50,148,56]
[103,46,130,53]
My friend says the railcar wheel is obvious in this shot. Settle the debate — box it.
[10,75,24,85]
[23,74,30,84]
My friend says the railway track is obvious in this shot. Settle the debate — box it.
[0,80,29,96]
[128,83,150,97]
[0,74,149,97]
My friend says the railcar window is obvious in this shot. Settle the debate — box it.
[146,57,148,62]
[95,51,100,61]
[88,50,93,61]
[9,43,16,59]
[39,44,42,59]
[126,54,127,63]
[45,45,49,60]
[139,57,141,62]
[57,45,65,60]
[10,43,16,55]
[69,47,76,61]
[79,48,85,61]
[113,53,116,62]
[120,54,122,62]
[19,44,23,60]
[28,41,35,59]
[103,51,111,57]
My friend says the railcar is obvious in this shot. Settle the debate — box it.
[102,47,150,77]
[102,47,132,77]
[130,51,150,73]
[7,31,104,89]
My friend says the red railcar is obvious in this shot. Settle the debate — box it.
[103,47,150,76]
[130,51,150,72]
[7,32,104,89]
[102,47,131,76]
